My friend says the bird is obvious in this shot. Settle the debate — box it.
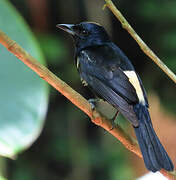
[56,22,174,172]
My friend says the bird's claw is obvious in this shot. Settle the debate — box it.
[88,98,98,110]
[109,110,119,130]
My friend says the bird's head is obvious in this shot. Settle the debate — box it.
[56,22,110,51]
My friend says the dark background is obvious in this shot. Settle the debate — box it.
[7,0,176,179]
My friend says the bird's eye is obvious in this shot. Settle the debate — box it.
[73,25,89,36]
[81,29,89,36]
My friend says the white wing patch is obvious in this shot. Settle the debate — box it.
[124,71,145,104]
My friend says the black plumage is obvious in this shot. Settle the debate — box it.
[57,22,174,172]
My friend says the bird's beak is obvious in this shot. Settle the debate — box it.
[56,24,75,35]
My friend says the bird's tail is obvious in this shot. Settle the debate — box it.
[133,104,174,172]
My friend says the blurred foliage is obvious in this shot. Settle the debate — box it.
[36,34,68,65]
[0,0,175,180]
[137,1,176,21]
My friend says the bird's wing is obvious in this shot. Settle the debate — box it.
[82,64,140,104]
[78,46,147,105]
[82,69,139,126]
[80,62,148,126]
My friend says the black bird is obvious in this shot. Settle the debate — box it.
[56,22,174,172]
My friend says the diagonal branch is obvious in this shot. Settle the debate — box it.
[0,29,139,156]
[0,30,175,179]
[104,0,176,84]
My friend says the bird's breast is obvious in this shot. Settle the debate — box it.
[76,50,93,69]
[80,50,93,62]
[77,50,98,73]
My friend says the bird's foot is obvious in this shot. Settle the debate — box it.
[88,98,99,110]
[88,98,118,131]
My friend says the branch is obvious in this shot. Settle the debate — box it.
[0,29,139,156]
[0,30,174,179]
[104,0,176,84]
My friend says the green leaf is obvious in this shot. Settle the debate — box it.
[0,0,49,158]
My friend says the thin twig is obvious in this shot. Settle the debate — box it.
[0,30,175,179]
[104,0,176,84]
